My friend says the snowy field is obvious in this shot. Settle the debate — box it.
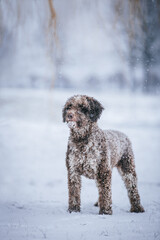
[0,88,160,240]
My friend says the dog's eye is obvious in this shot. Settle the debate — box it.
[82,107,88,114]
[78,105,88,114]
[66,104,72,110]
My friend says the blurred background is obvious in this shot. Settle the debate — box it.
[0,0,160,93]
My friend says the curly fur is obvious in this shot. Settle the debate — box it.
[63,95,144,215]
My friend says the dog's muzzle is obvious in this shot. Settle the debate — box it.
[66,110,83,129]
[67,121,77,129]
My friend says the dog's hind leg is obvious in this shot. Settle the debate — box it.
[117,150,144,213]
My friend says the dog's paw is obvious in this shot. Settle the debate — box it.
[130,204,145,213]
[99,208,112,215]
[68,206,80,213]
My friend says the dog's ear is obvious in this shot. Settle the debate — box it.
[86,97,104,122]
[62,102,73,122]
[62,106,67,122]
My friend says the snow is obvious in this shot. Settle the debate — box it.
[0,89,160,240]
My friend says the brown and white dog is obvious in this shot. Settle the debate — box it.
[63,95,144,215]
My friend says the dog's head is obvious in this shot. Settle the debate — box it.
[62,95,104,130]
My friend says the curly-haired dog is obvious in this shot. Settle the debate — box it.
[63,95,144,215]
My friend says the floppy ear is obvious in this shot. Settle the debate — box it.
[86,97,104,122]
[62,106,67,122]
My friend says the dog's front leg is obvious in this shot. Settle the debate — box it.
[96,167,112,215]
[67,169,81,213]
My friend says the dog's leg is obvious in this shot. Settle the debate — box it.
[96,167,112,215]
[67,170,81,213]
[117,151,144,213]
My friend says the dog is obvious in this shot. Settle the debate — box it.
[63,95,144,215]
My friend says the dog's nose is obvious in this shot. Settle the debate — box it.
[67,113,73,120]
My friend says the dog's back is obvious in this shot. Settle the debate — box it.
[104,130,132,168]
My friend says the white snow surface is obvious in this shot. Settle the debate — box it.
[0,89,160,240]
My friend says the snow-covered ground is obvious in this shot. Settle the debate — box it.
[0,89,160,240]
